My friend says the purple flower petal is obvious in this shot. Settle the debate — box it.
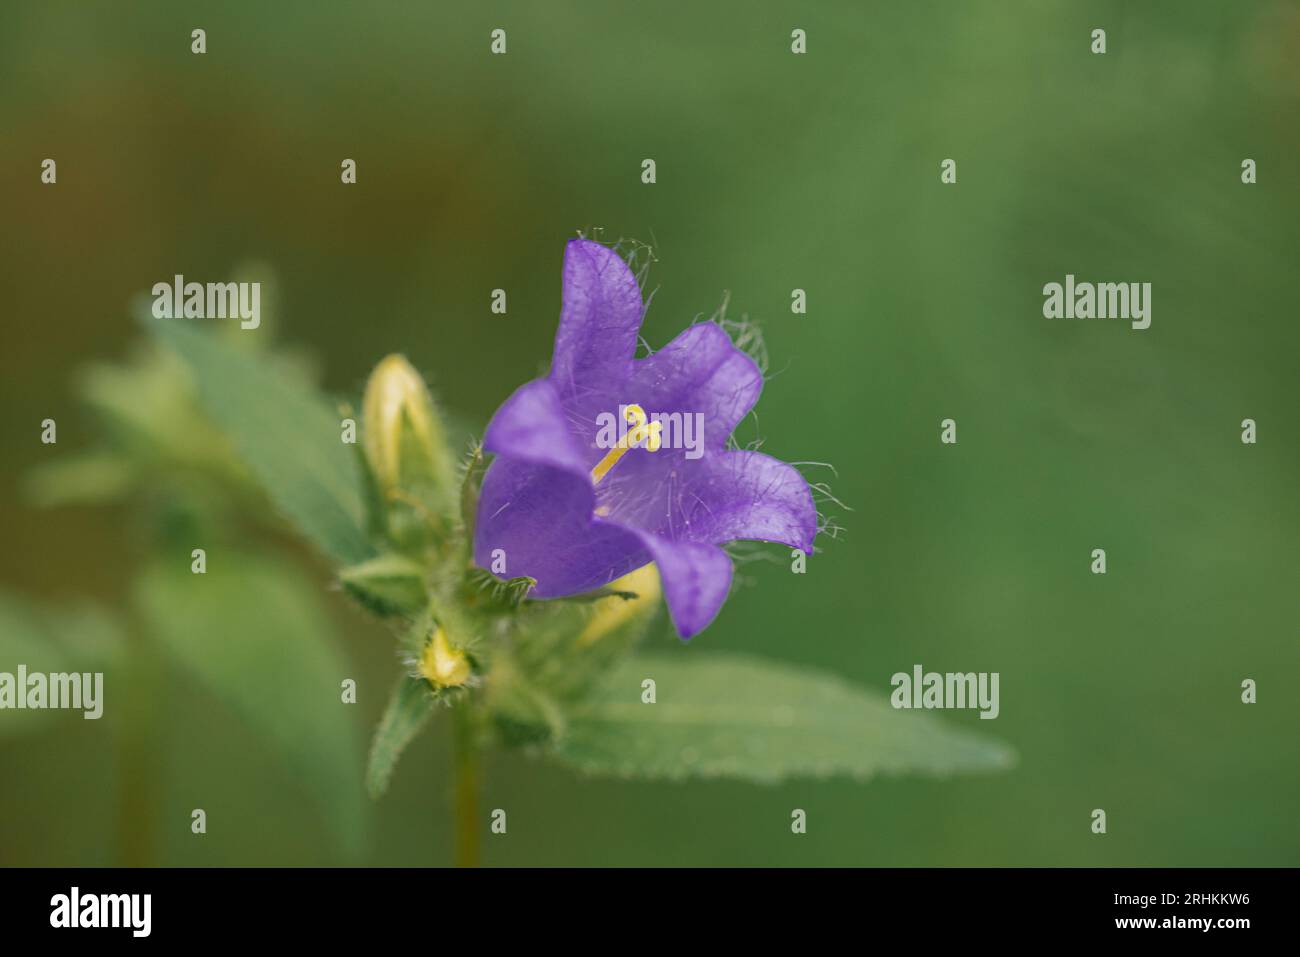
[624,322,763,444]
[630,534,733,639]
[695,450,817,552]
[473,457,646,595]
[483,378,587,475]
[550,239,645,393]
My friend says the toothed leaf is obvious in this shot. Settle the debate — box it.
[555,654,1015,783]
[338,553,428,616]
[135,555,365,857]
[367,674,437,798]
[148,320,374,565]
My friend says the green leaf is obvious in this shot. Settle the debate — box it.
[555,653,1015,783]
[0,593,123,737]
[134,555,366,857]
[24,451,138,507]
[0,594,67,738]
[483,653,568,748]
[366,674,437,798]
[148,319,373,565]
[338,553,428,617]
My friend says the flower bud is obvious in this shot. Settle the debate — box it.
[361,354,455,503]
[419,626,471,689]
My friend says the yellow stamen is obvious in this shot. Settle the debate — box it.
[590,404,662,484]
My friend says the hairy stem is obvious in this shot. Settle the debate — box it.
[450,704,481,868]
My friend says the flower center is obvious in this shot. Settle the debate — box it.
[591,404,663,485]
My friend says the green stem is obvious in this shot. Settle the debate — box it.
[450,704,481,868]
[117,631,161,866]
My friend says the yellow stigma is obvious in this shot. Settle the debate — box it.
[591,404,663,484]
[418,627,471,689]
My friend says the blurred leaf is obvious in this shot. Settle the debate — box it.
[134,555,365,857]
[24,451,138,507]
[42,602,125,665]
[367,674,436,798]
[555,654,1015,783]
[338,553,428,617]
[0,593,123,738]
[77,346,242,476]
[484,654,568,749]
[148,320,374,565]
[500,564,662,708]
[0,595,66,738]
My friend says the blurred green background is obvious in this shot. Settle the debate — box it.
[2,0,1297,866]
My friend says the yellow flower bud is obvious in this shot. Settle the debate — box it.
[361,354,453,498]
[419,626,472,689]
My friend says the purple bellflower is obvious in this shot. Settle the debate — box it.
[474,240,817,639]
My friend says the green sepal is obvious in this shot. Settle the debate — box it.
[338,553,428,617]
[458,442,486,549]
[536,586,640,605]
[460,567,537,614]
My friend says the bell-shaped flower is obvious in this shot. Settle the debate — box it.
[474,240,816,639]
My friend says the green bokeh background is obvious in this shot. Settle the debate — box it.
[2,1,1297,866]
